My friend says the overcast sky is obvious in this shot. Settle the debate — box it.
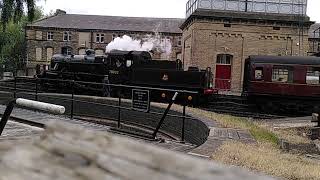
[37,0,320,22]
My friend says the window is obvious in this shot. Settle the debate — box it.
[63,31,71,41]
[178,36,182,46]
[47,32,53,40]
[61,47,72,55]
[112,34,117,40]
[255,67,263,80]
[96,33,105,43]
[216,54,233,65]
[36,48,42,61]
[272,66,293,83]
[36,31,42,40]
[46,48,53,61]
[306,67,320,84]
[224,24,231,28]
[79,48,86,55]
[95,49,104,55]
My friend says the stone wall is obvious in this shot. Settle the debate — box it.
[0,122,274,180]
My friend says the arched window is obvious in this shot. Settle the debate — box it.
[61,47,73,55]
[216,54,233,65]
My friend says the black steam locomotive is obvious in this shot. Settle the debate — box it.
[38,50,216,103]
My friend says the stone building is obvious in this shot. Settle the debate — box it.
[25,10,184,75]
[181,0,314,93]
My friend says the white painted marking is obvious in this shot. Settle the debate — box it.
[16,98,65,114]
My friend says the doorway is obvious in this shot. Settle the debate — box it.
[215,54,232,90]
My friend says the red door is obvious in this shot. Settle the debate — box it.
[215,65,231,90]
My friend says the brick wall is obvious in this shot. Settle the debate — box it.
[182,18,311,92]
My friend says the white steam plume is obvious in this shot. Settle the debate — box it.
[106,34,172,59]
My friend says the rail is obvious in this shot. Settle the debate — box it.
[0,77,200,142]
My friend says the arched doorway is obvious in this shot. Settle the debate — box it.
[215,54,232,90]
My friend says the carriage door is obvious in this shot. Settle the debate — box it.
[215,54,232,90]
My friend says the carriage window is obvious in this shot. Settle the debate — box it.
[255,67,263,80]
[216,54,232,65]
[272,66,293,83]
[306,67,320,85]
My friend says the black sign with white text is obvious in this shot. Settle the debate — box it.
[132,89,150,112]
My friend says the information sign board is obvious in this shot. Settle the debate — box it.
[132,89,150,112]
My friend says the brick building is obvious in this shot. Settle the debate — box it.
[25,10,184,75]
[181,0,314,93]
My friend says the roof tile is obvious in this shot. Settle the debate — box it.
[28,14,184,34]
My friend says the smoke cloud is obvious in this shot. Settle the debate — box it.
[106,34,172,59]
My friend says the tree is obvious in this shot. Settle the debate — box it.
[0,6,44,74]
[0,0,39,31]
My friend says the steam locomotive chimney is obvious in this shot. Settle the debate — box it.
[55,9,67,16]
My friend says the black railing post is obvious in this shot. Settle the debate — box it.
[317,112,320,127]
[35,78,38,101]
[0,100,15,135]
[70,80,74,119]
[152,92,178,139]
[117,88,121,128]
[0,98,66,136]
[182,101,186,142]
[13,77,16,98]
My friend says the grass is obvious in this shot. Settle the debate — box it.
[187,108,279,145]
[212,142,320,180]
[183,107,319,179]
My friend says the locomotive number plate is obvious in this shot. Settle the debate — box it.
[132,89,150,112]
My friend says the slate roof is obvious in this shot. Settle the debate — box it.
[28,13,184,34]
[309,23,320,39]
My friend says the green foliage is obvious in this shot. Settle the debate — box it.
[0,6,44,74]
[249,125,279,145]
[0,0,39,31]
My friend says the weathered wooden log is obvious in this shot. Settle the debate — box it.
[0,122,274,180]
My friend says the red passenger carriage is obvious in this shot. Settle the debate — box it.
[244,56,320,114]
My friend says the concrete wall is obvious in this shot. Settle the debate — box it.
[0,91,209,146]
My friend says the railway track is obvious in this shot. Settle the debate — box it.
[203,95,289,119]
[202,106,287,119]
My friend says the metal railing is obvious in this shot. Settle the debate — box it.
[0,77,199,142]
[0,98,65,135]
